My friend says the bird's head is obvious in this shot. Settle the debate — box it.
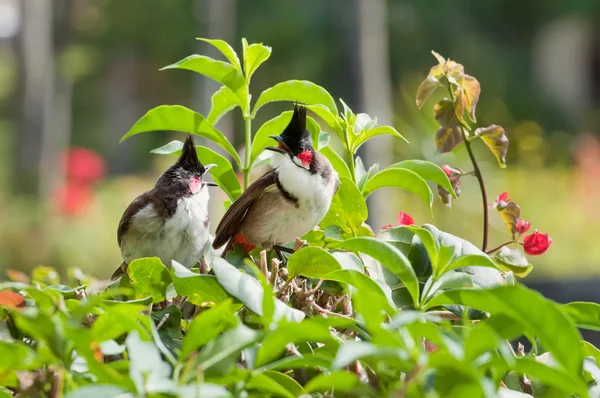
[265,105,315,171]
[157,134,217,196]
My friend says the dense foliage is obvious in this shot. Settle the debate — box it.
[1,38,599,398]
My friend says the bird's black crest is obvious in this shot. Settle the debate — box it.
[280,105,312,154]
[177,134,206,174]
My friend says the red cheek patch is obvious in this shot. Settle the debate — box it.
[297,150,313,166]
[189,176,201,194]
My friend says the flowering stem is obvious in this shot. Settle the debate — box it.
[462,128,489,252]
[486,240,517,255]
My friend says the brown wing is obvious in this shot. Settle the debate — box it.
[117,191,152,248]
[212,168,278,249]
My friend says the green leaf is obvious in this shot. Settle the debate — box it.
[126,330,175,395]
[426,285,584,376]
[207,86,241,124]
[246,372,294,398]
[255,319,337,367]
[65,385,131,398]
[90,303,148,342]
[161,55,245,94]
[332,238,419,305]
[351,125,408,153]
[494,246,533,277]
[198,324,260,371]
[287,247,342,279]
[181,300,238,360]
[197,37,241,70]
[179,384,232,398]
[320,145,352,180]
[171,261,230,306]
[390,160,456,199]
[261,371,306,397]
[423,271,473,302]
[562,302,600,331]
[151,141,242,201]
[306,104,345,145]
[253,80,338,117]
[416,75,441,108]
[211,258,305,322]
[331,341,409,370]
[474,124,509,168]
[121,105,241,167]
[0,340,40,370]
[361,168,434,211]
[323,269,396,312]
[127,257,171,303]
[319,177,367,233]
[305,371,361,394]
[242,38,271,82]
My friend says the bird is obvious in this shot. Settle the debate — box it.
[212,105,339,262]
[116,134,217,274]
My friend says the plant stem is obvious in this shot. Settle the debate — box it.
[462,128,489,252]
[486,240,517,255]
[243,115,252,189]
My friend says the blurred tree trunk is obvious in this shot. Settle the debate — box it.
[194,0,237,228]
[15,0,54,195]
[355,0,394,228]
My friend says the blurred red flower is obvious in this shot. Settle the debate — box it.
[515,219,531,234]
[63,147,106,184]
[54,182,93,216]
[496,192,511,203]
[381,224,393,230]
[397,212,415,226]
[523,230,552,255]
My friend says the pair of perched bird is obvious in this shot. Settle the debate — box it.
[117,105,339,271]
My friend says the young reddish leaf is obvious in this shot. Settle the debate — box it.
[438,179,461,208]
[431,50,446,66]
[445,60,464,83]
[5,269,29,283]
[496,200,521,240]
[435,126,464,154]
[474,125,509,168]
[416,76,440,109]
[454,89,467,126]
[0,290,26,311]
[434,99,459,128]
[461,75,481,122]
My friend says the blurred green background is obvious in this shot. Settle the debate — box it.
[1,0,599,280]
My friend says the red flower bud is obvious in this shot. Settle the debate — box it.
[381,224,393,230]
[516,219,531,234]
[523,230,552,255]
[397,212,415,226]
[441,165,453,177]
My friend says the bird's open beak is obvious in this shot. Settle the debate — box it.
[265,136,290,155]
[202,164,218,186]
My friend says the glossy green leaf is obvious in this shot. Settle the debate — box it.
[423,271,473,302]
[211,258,305,322]
[65,385,132,398]
[562,302,600,331]
[427,285,584,376]
[161,55,245,94]
[126,257,171,303]
[332,238,419,305]
[320,145,352,180]
[253,80,338,116]
[246,372,294,398]
[197,37,241,70]
[242,38,271,82]
[126,330,175,395]
[90,303,148,342]
[323,269,396,312]
[207,86,241,124]
[390,160,456,199]
[361,168,434,211]
[319,177,367,233]
[494,246,533,277]
[179,384,232,398]
[198,323,261,371]
[351,125,408,153]
[151,141,242,201]
[121,105,241,166]
[306,104,345,144]
[171,261,230,306]
[305,371,361,394]
[181,300,238,360]
[0,340,40,370]
[331,341,409,370]
[287,247,342,279]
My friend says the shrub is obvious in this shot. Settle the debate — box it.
[1,39,598,398]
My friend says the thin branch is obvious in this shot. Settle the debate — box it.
[486,240,517,255]
[259,250,268,279]
[462,128,489,252]
[156,313,170,331]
